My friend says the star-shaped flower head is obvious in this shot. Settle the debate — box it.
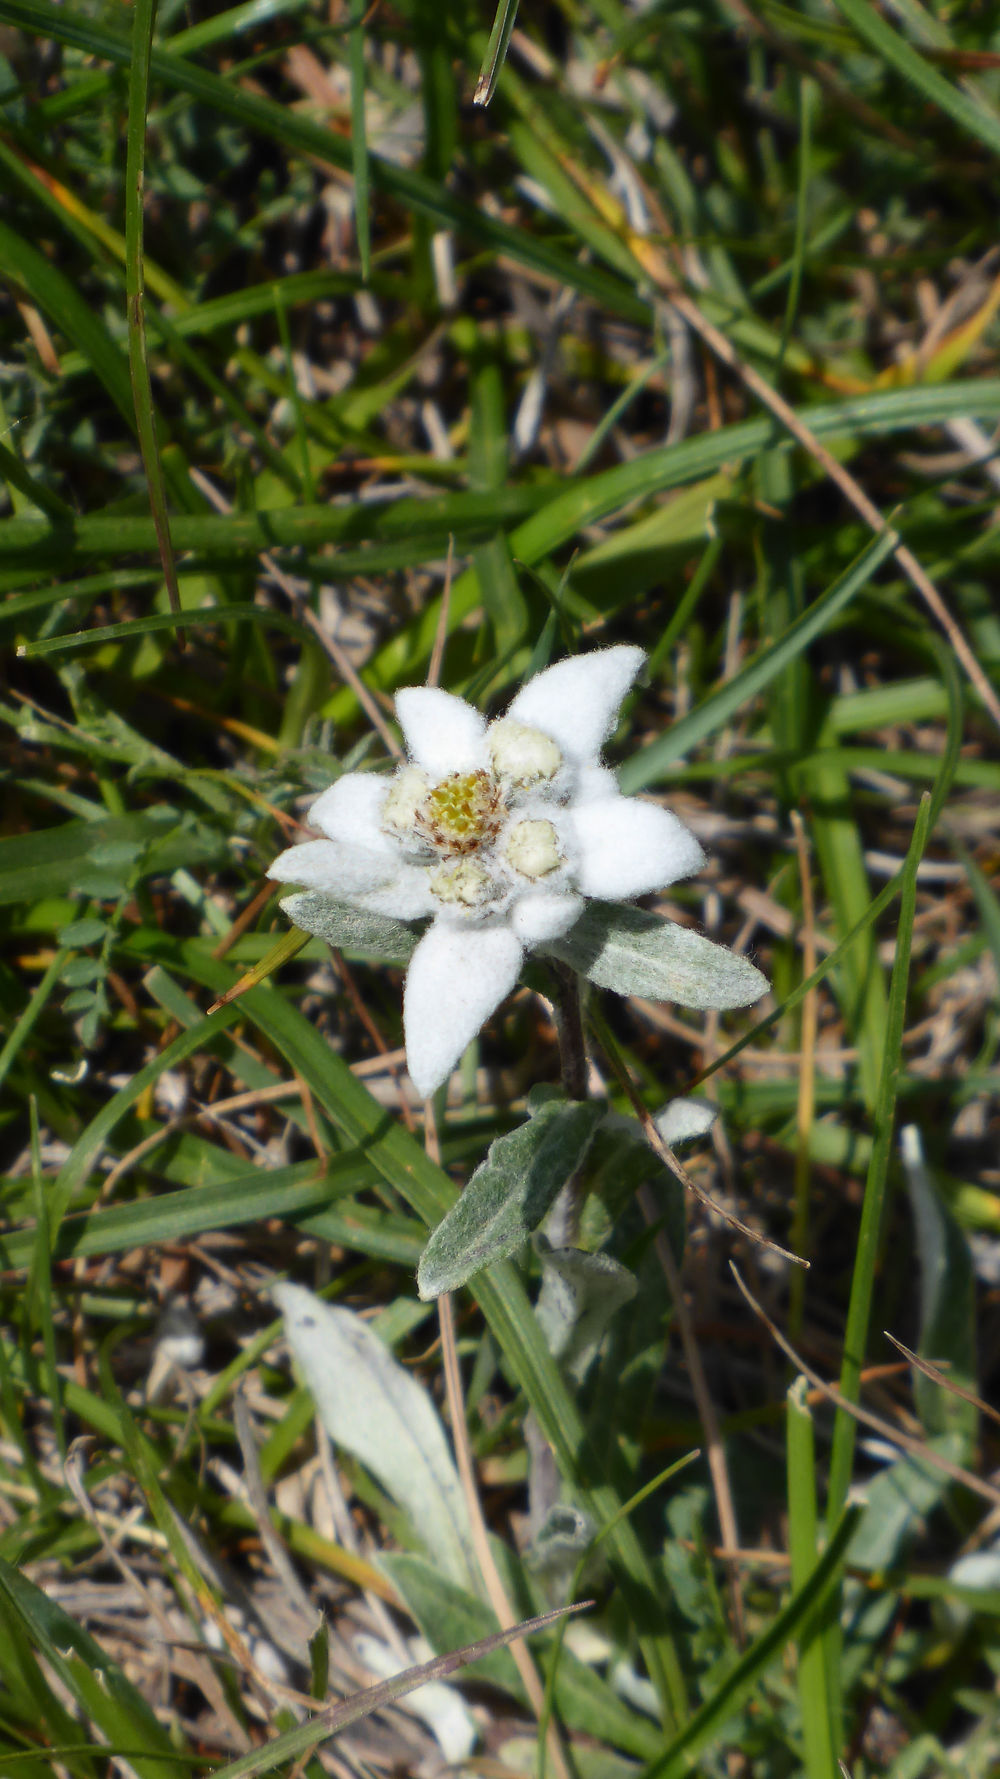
[268,646,706,1098]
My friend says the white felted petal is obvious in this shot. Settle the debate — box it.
[356,866,437,922]
[506,645,645,765]
[307,773,392,853]
[395,687,488,777]
[267,838,398,896]
[404,920,523,1098]
[570,797,706,899]
[571,764,618,805]
[510,890,584,946]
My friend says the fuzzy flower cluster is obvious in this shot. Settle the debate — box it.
[268,647,706,1097]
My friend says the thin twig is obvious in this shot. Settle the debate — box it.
[99,1081,306,1197]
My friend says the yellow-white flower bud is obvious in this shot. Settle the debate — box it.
[382,766,430,833]
[505,819,561,879]
[429,858,493,906]
[487,720,562,786]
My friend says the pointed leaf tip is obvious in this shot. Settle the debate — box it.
[546,902,768,1010]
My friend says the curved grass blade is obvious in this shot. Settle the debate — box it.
[0,216,133,423]
[18,603,317,659]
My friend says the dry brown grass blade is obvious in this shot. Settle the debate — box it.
[883,1331,1000,1430]
[731,1264,1000,1508]
[212,1600,594,1779]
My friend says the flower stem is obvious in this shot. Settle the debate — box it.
[554,964,588,1101]
[547,966,588,1247]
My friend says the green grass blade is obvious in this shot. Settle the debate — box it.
[825,793,934,1523]
[802,733,889,1110]
[124,0,181,624]
[0,1156,375,1271]
[831,0,1000,156]
[475,0,520,106]
[787,1378,840,1779]
[0,948,68,1091]
[18,603,315,658]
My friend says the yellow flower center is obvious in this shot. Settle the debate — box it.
[418,771,504,855]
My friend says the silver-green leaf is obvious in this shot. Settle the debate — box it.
[280,891,419,963]
[273,1283,478,1590]
[545,901,768,1010]
[417,1098,606,1301]
[534,1239,638,1377]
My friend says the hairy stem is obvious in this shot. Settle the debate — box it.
[546,966,589,1247]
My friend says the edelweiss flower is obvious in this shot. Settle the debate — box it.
[268,646,705,1097]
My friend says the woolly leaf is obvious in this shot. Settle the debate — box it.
[281,890,418,963]
[547,901,767,1009]
[274,1283,477,1589]
[417,1097,606,1299]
